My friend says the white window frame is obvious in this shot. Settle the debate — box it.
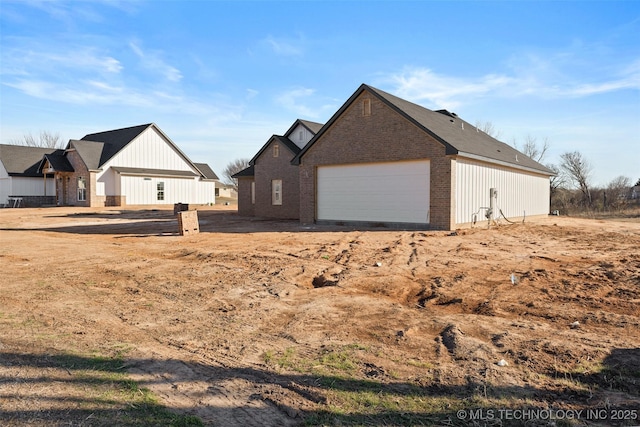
[273,143,279,157]
[251,181,255,204]
[77,177,87,201]
[271,179,282,205]
[157,181,165,201]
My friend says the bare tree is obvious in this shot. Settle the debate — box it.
[605,176,631,210]
[223,158,250,191]
[474,121,502,139]
[10,131,65,149]
[560,151,593,207]
[516,135,549,163]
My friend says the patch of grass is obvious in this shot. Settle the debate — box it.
[406,359,434,369]
[50,351,204,426]
[319,349,358,373]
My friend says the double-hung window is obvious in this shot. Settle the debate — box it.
[271,179,282,205]
[77,177,87,201]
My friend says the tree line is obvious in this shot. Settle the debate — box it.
[476,121,639,215]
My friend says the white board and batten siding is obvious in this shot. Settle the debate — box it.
[455,158,550,225]
[289,124,315,149]
[119,175,214,205]
[317,160,430,224]
[96,127,215,205]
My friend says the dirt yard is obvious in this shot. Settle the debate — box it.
[1,206,639,426]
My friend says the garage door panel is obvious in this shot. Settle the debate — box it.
[317,160,430,224]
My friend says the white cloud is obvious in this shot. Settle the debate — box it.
[262,35,304,56]
[275,87,319,117]
[1,43,122,77]
[384,57,640,109]
[129,41,183,82]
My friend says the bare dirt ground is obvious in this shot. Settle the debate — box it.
[1,205,639,426]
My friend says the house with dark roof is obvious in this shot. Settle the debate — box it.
[0,123,217,207]
[233,119,323,218]
[0,145,62,206]
[293,84,555,230]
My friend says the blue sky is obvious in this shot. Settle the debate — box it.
[1,0,638,187]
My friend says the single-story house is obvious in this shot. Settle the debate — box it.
[0,123,217,207]
[215,183,237,199]
[0,145,60,207]
[293,84,555,230]
[233,119,323,218]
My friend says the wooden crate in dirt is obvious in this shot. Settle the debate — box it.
[177,210,199,236]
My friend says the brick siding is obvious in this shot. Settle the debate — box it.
[236,178,255,216]
[253,140,301,219]
[299,90,454,230]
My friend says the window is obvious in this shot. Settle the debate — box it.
[251,181,255,204]
[299,130,304,142]
[271,179,282,205]
[363,98,371,116]
[273,143,279,157]
[157,182,165,201]
[77,177,87,201]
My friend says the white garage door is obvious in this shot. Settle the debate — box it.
[317,160,430,224]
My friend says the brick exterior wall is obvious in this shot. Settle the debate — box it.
[62,150,91,207]
[236,178,255,216]
[106,195,126,206]
[299,90,454,230]
[253,140,301,219]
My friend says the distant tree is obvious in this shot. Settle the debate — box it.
[515,135,549,163]
[547,163,564,194]
[223,158,250,191]
[474,121,502,139]
[560,151,593,207]
[605,176,631,210]
[10,131,65,149]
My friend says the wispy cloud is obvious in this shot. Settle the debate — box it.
[262,34,305,56]
[384,56,640,110]
[129,41,182,82]
[1,42,122,77]
[386,68,515,110]
[275,87,339,119]
[275,87,318,117]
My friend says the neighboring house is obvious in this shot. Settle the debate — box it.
[0,145,60,207]
[1,123,217,207]
[233,119,323,218]
[292,84,555,230]
[215,183,237,199]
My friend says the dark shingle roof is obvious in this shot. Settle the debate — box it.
[0,144,63,177]
[284,119,324,138]
[249,135,301,166]
[295,84,554,175]
[232,165,255,178]
[78,124,151,169]
[42,153,74,172]
[194,163,219,180]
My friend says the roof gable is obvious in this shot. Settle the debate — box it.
[249,135,301,166]
[77,123,151,169]
[73,123,207,178]
[250,118,324,166]
[0,144,64,177]
[294,84,554,175]
[283,119,324,138]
